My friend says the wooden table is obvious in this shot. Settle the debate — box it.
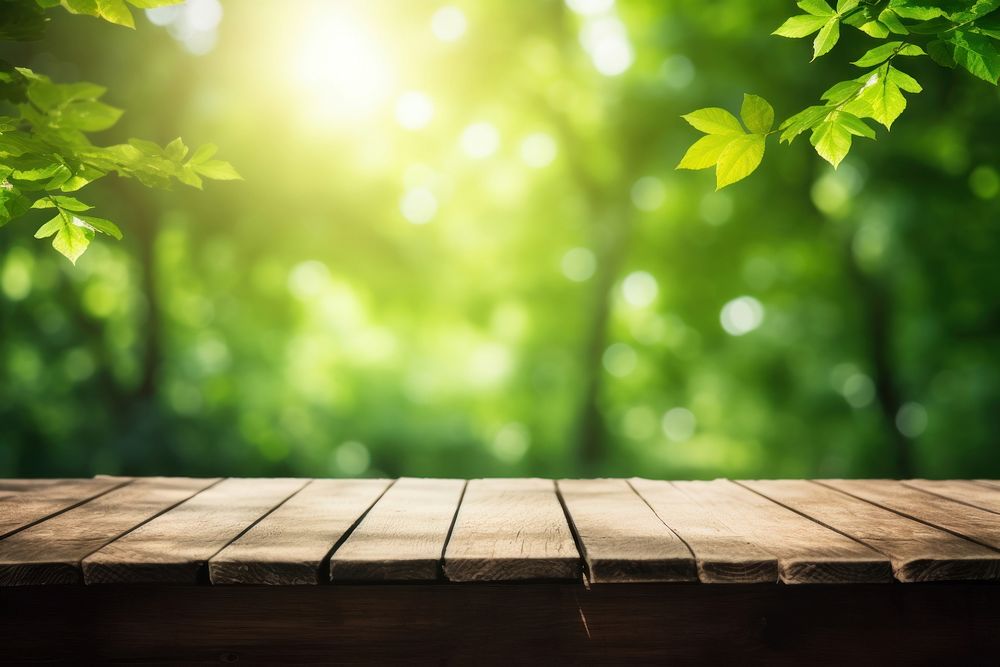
[2,477,1000,664]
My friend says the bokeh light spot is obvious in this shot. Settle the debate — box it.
[720,296,764,336]
[519,132,558,168]
[603,342,637,377]
[662,407,696,442]
[630,176,666,211]
[896,402,928,438]
[400,187,438,224]
[561,247,596,282]
[395,91,435,130]
[621,271,658,308]
[460,122,500,159]
[431,6,467,42]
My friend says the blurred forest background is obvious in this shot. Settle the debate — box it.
[1,0,998,479]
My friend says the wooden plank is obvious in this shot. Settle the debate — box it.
[663,480,890,584]
[210,479,390,585]
[903,479,1000,515]
[630,478,779,583]
[819,479,1000,552]
[329,478,464,581]
[0,478,131,539]
[82,478,307,584]
[741,480,1000,582]
[0,479,62,498]
[557,479,695,583]
[444,478,579,582]
[0,477,219,586]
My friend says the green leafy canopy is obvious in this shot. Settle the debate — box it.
[0,0,240,263]
[679,0,1000,188]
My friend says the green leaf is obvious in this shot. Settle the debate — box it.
[96,0,135,28]
[842,65,913,129]
[811,119,853,168]
[813,17,840,60]
[946,29,1000,83]
[76,214,122,239]
[165,137,188,162]
[879,9,909,34]
[740,94,774,133]
[677,134,735,170]
[951,0,1000,23]
[835,110,877,138]
[859,20,890,38]
[0,185,31,227]
[188,143,218,164]
[888,66,923,92]
[31,195,92,211]
[191,159,242,181]
[778,105,830,143]
[774,14,830,38]
[33,212,63,238]
[887,1,946,20]
[715,134,766,189]
[852,42,925,67]
[125,0,185,8]
[821,79,864,103]
[680,108,745,135]
[52,218,93,264]
[798,0,836,17]
[927,39,957,67]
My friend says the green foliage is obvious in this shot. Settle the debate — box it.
[677,94,772,188]
[0,0,237,262]
[680,0,1000,187]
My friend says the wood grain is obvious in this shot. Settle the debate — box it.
[329,478,465,581]
[667,480,890,584]
[0,477,131,540]
[742,479,1000,582]
[903,479,1000,514]
[210,479,390,585]
[557,478,695,583]
[0,479,62,499]
[819,479,1000,552]
[0,477,218,586]
[444,478,579,581]
[630,478,779,583]
[82,478,307,584]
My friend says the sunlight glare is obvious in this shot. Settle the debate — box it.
[291,8,394,123]
[431,6,468,42]
[395,91,435,130]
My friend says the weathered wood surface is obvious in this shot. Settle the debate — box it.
[630,478,779,583]
[329,478,465,581]
[444,478,580,581]
[664,480,891,583]
[0,477,130,539]
[741,479,1000,582]
[1,477,999,587]
[82,478,307,584]
[902,479,1000,514]
[0,479,62,498]
[819,479,1000,551]
[0,477,218,586]
[211,479,390,585]
[558,478,695,583]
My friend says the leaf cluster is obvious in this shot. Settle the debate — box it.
[678,0,1000,188]
[0,0,239,263]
